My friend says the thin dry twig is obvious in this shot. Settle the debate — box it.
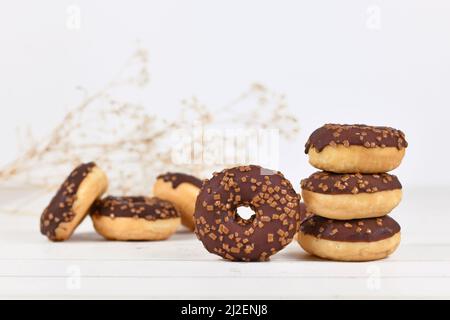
[0,48,299,197]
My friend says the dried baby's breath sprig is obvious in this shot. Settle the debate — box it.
[0,49,300,197]
[181,83,299,139]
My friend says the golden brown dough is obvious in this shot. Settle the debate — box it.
[298,231,401,262]
[92,215,181,241]
[153,178,200,231]
[308,145,405,174]
[302,189,402,220]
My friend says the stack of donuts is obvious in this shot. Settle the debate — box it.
[39,162,203,242]
[298,124,408,261]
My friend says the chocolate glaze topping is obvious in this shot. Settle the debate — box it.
[157,172,203,189]
[194,165,301,262]
[301,215,401,242]
[40,162,96,241]
[299,202,314,224]
[91,196,179,220]
[305,124,408,153]
[301,171,402,195]
[300,202,314,224]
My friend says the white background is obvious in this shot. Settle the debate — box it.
[1,1,450,299]
[1,0,450,188]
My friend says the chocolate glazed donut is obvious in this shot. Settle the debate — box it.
[298,215,401,261]
[90,196,181,241]
[305,124,408,173]
[40,162,108,241]
[301,171,403,219]
[194,165,301,262]
[153,172,202,231]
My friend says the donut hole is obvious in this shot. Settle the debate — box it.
[236,205,256,222]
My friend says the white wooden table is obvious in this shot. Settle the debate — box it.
[0,186,449,299]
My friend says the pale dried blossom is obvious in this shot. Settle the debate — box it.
[0,49,299,197]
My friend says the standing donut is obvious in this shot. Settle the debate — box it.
[153,172,202,231]
[305,124,408,173]
[40,162,108,241]
[194,165,301,262]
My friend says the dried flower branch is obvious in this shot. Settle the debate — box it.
[0,48,299,197]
